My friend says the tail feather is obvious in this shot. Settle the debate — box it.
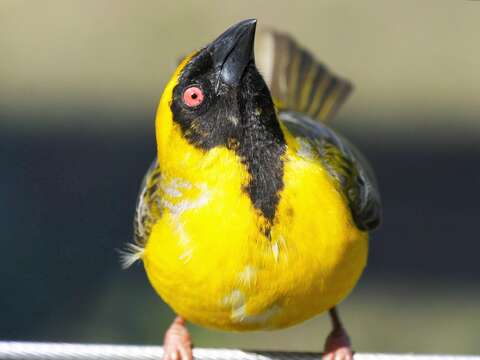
[256,29,353,122]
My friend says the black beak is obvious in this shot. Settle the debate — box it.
[207,19,257,87]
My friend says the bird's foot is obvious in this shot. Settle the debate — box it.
[322,326,353,360]
[162,317,193,360]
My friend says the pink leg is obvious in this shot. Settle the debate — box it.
[162,317,193,360]
[322,307,353,360]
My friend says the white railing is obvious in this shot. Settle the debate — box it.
[0,342,478,360]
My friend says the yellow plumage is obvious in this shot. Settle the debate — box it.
[141,58,368,331]
[125,23,381,357]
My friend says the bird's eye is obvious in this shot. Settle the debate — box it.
[182,86,204,108]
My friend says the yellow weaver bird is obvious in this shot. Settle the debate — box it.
[123,19,381,360]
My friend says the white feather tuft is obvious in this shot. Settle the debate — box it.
[118,243,145,269]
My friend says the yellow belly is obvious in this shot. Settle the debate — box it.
[143,145,368,331]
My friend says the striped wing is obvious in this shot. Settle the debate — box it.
[133,158,162,246]
[280,111,382,231]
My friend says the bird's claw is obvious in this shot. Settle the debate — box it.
[322,327,353,360]
[162,317,193,360]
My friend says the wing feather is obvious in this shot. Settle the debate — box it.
[133,158,162,247]
[280,111,382,231]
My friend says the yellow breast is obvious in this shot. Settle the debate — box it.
[142,122,368,331]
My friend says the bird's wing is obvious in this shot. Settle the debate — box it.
[280,111,382,231]
[133,158,162,247]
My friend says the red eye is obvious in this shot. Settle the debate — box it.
[182,86,204,107]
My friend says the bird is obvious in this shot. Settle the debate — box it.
[122,19,382,360]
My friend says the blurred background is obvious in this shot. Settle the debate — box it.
[1,0,479,355]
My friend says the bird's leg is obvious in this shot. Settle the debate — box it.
[162,316,193,360]
[322,307,353,360]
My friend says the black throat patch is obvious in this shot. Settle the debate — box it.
[235,66,286,222]
[170,55,286,224]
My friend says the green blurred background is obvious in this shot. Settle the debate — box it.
[1,0,479,355]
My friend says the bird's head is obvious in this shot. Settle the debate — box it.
[155,19,283,159]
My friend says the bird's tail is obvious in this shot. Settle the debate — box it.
[256,29,353,122]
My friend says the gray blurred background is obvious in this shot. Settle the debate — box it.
[1,0,479,355]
